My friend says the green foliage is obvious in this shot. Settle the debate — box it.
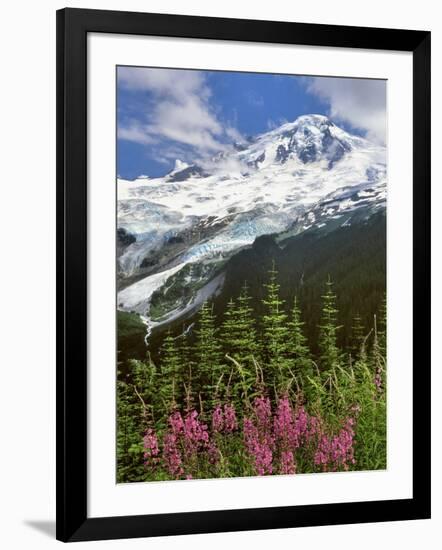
[378,294,387,358]
[261,262,291,391]
[350,313,366,360]
[221,283,259,365]
[288,295,312,378]
[117,266,387,482]
[116,378,145,483]
[193,301,223,405]
[117,311,147,365]
[318,277,342,375]
[158,332,182,412]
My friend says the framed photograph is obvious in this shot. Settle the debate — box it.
[56,8,431,542]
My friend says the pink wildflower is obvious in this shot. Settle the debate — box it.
[143,428,159,464]
[212,405,224,433]
[169,410,185,434]
[207,440,220,465]
[280,450,296,474]
[274,395,299,449]
[374,369,382,392]
[212,403,237,434]
[163,432,184,478]
[295,406,309,440]
[163,409,209,479]
[307,415,320,441]
[243,397,275,475]
[254,396,272,432]
[223,403,238,432]
[314,417,356,472]
[183,410,209,458]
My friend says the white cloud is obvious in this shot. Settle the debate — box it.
[118,67,239,157]
[118,66,207,98]
[306,77,386,144]
[117,124,155,145]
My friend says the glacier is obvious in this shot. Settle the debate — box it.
[117,114,386,330]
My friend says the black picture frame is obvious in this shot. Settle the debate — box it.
[56,7,431,542]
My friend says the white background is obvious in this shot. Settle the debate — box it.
[0,0,439,548]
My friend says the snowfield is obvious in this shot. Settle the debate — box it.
[118,263,186,314]
[117,114,386,330]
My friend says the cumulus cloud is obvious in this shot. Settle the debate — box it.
[306,77,386,144]
[118,67,240,157]
[117,123,155,145]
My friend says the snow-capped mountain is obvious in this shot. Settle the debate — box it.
[117,114,386,331]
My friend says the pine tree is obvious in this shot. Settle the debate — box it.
[179,326,193,378]
[221,283,259,366]
[117,368,152,482]
[350,313,365,359]
[221,298,239,354]
[318,276,342,373]
[159,331,182,412]
[219,284,259,407]
[116,378,140,482]
[193,300,223,405]
[261,262,290,391]
[236,282,259,363]
[288,295,312,378]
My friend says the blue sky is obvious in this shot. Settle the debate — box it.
[117,67,386,180]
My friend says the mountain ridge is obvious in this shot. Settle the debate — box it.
[116,114,386,335]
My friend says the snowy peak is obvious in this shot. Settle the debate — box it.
[117,115,386,322]
[240,114,363,170]
[155,116,367,185]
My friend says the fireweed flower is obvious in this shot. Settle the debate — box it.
[314,417,356,472]
[274,395,299,449]
[207,439,220,465]
[374,368,383,392]
[212,405,224,433]
[254,396,272,432]
[295,406,309,441]
[169,410,185,435]
[243,396,275,475]
[307,414,320,441]
[163,411,185,477]
[273,397,319,475]
[183,410,209,458]
[223,403,238,432]
[280,450,296,475]
[163,409,210,479]
[163,432,184,478]
[243,417,274,475]
[143,428,159,464]
[212,403,237,434]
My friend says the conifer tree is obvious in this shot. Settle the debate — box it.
[159,331,181,412]
[350,313,365,359]
[261,262,290,390]
[221,298,238,354]
[288,295,312,378]
[179,326,193,378]
[221,283,259,366]
[193,300,223,404]
[318,276,342,373]
[236,282,259,362]
[117,370,150,482]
